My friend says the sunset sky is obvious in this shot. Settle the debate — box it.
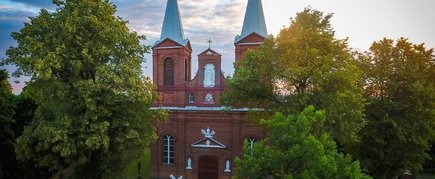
[1,0,435,94]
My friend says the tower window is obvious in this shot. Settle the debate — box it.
[164,58,174,87]
[163,134,174,164]
[185,58,189,82]
[188,94,195,103]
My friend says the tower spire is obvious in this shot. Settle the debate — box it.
[156,0,188,46]
[235,0,268,43]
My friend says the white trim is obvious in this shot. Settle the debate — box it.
[154,46,183,49]
[191,138,226,149]
[236,42,264,46]
[150,106,262,112]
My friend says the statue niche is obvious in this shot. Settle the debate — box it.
[203,63,215,88]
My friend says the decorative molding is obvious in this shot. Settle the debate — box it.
[191,127,226,149]
[150,106,263,112]
[170,174,183,179]
[204,93,214,104]
[201,127,215,139]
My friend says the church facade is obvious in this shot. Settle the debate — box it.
[150,0,268,178]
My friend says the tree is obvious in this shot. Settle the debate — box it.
[2,0,165,178]
[0,69,16,179]
[355,38,435,178]
[222,7,365,144]
[1,85,53,179]
[234,106,371,179]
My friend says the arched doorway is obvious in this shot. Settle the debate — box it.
[198,155,218,179]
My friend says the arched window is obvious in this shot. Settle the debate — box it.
[247,137,256,149]
[203,63,215,87]
[163,134,174,164]
[184,58,189,82]
[164,58,174,87]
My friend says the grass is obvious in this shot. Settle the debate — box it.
[124,148,151,179]
[416,173,435,179]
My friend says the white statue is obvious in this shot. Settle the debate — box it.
[224,159,231,172]
[203,63,215,87]
[186,157,192,170]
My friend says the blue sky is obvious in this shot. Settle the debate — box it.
[1,0,435,94]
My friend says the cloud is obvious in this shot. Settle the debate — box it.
[9,0,55,9]
[0,0,250,93]
[111,0,249,76]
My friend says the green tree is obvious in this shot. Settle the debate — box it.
[355,38,435,178]
[1,85,53,179]
[2,0,165,178]
[234,106,371,179]
[0,69,16,179]
[222,7,365,144]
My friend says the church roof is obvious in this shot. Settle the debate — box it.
[198,48,221,56]
[154,0,188,47]
[235,0,268,43]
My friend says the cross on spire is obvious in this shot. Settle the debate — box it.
[207,37,213,49]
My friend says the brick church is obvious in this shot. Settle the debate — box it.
[150,0,268,178]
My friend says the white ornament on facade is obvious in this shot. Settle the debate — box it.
[170,174,183,179]
[203,63,215,87]
[186,157,192,170]
[204,93,214,103]
[191,127,226,149]
[224,160,231,172]
[201,127,215,139]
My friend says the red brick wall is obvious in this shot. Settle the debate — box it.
[150,33,266,178]
[151,111,265,178]
[235,33,266,63]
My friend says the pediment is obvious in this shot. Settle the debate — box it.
[235,32,266,44]
[198,48,221,56]
[191,138,226,149]
[190,127,226,149]
[153,38,183,48]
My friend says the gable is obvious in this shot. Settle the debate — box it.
[190,127,226,149]
[235,32,266,44]
[198,48,221,56]
[154,38,183,48]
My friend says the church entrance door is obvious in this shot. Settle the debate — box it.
[198,155,218,179]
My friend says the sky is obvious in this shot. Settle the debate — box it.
[1,0,435,94]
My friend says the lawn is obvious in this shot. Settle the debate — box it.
[124,148,151,179]
[416,173,435,179]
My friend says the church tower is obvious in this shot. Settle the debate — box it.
[153,0,192,107]
[234,0,268,63]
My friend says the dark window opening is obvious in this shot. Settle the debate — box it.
[188,94,195,103]
[164,58,174,87]
[184,59,189,82]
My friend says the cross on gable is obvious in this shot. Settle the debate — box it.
[207,37,212,49]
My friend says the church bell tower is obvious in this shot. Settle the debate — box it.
[234,0,268,63]
[153,0,192,106]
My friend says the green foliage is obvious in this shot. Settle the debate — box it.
[222,7,365,144]
[0,69,16,179]
[2,0,165,178]
[234,106,371,179]
[355,38,435,178]
[0,72,52,178]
